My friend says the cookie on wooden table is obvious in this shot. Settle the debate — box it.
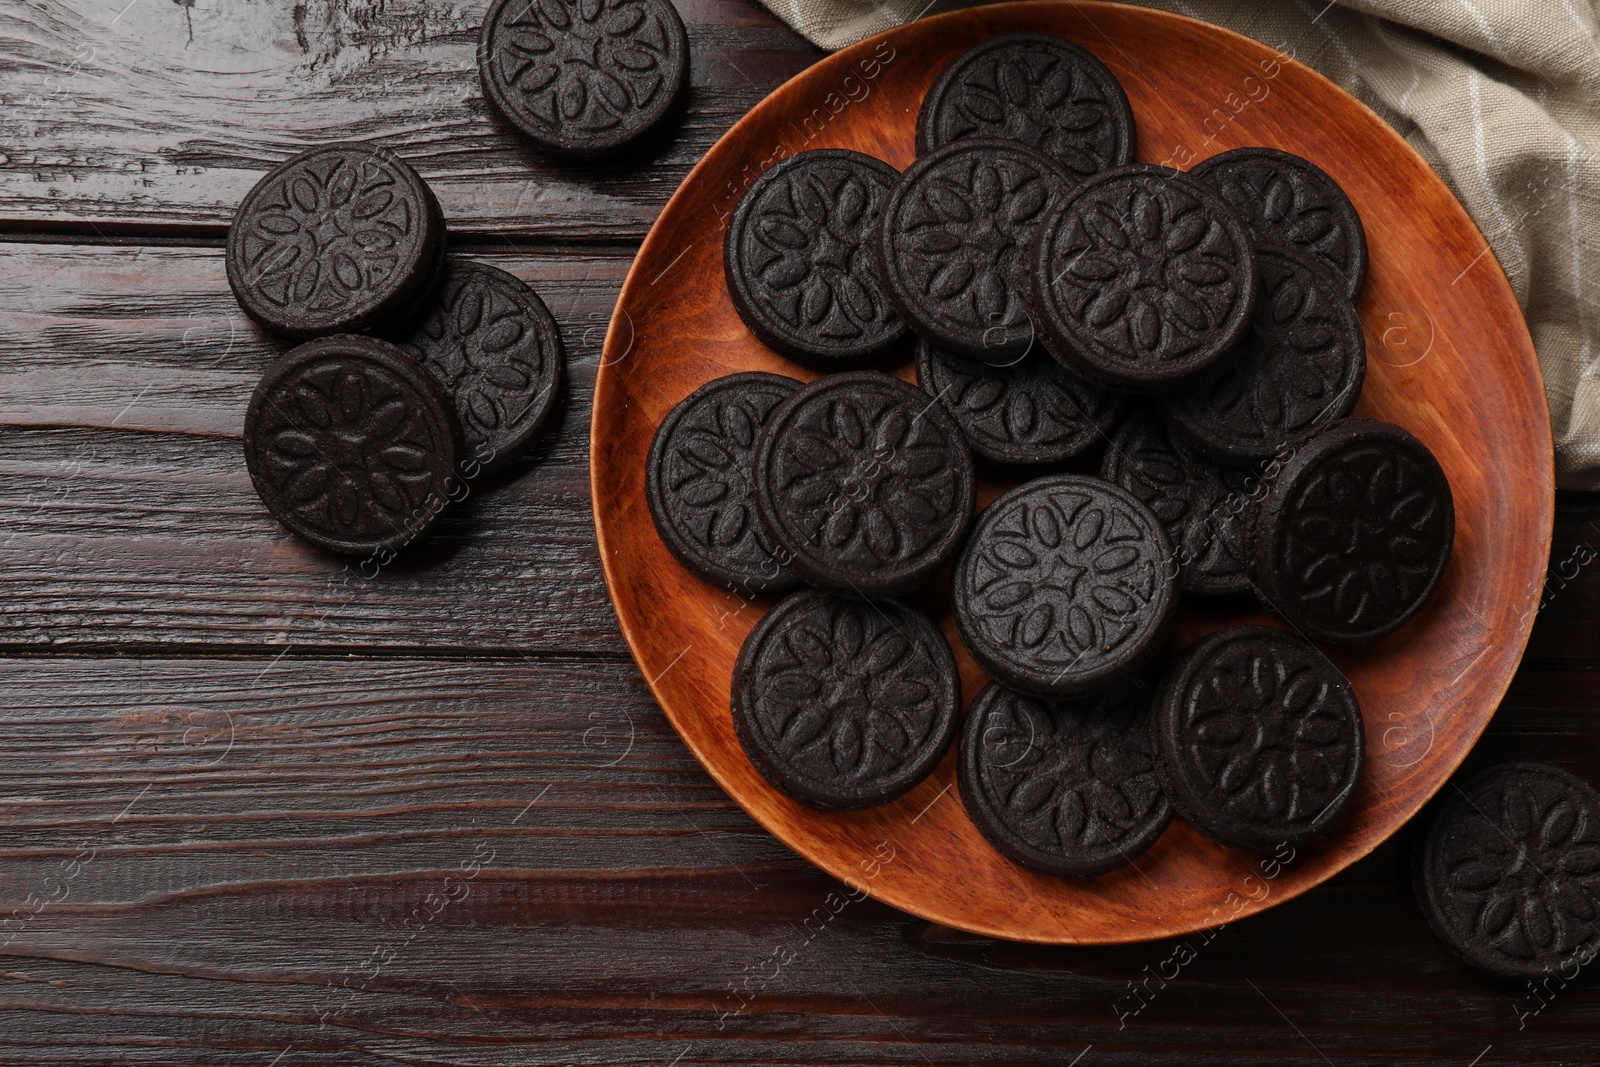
[959,679,1171,877]
[1190,146,1368,300]
[917,32,1136,180]
[478,0,689,159]
[1027,164,1258,392]
[244,335,463,556]
[1156,244,1365,465]
[647,372,802,596]
[1245,417,1454,644]
[1151,624,1363,851]
[953,474,1176,698]
[1101,407,1250,597]
[915,338,1125,466]
[731,590,961,810]
[395,258,565,476]
[227,143,446,339]
[724,149,907,368]
[1414,762,1600,982]
[753,371,975,599]
[876,138,1075,362]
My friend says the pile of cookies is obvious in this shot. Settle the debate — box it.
[227,143,564,558]
[647,32,1457,877]
[228,0,696,558]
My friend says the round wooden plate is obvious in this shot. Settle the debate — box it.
[591,1,1553,943]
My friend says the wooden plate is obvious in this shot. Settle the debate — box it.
[590,1,1552,943]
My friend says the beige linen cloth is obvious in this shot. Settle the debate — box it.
[756,0,1600,490]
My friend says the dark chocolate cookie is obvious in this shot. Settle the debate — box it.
[876,138,1074,361]
[1152,625,1363,851]
[1415,763,1600,982]
[227,143,446,340]
[1101,407,1250,597]
[1155,244,1365,465]
[753,371,975,599]
[915,339,1124,466]
[244,335,464,556]
[917,33,1135,179]
[395,258,564,475]
[647,372,801,596]
[1191,147,1367,300]
[1246,418,1454,644]
[731,590,961,810]
[953,474,1177,698]
[1027,164,1258,392]
[724,150,907,368]
[477,0,689,159]
[959,679,1172,877]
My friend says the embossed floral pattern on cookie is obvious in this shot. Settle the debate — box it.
[245,337,462,555]
[398,260,564,474]
[479,0,688,157]
[960,681,1170,876]
[726,150,906,366]
[227,144,441,338]
[879,139,1073,359]
[1157,244,1365,464]
[1029,165,1256,391]
[916,340,1124,465]
[648,372,800,594]
[954,474,1176,697]
[755,372,974,598]
[918,33,1135,178]
[1418,763,1600,981]
[732,590,960,809]
[1152,625,1362,850]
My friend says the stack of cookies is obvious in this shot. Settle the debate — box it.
[648,31,1459,878]
[227,143,564,560]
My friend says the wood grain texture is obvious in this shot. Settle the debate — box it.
[0,240,625,653]
[592,1,1554,944]
[0,656,1591,1066]
[0,0,817,239]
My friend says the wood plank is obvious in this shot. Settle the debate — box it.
[0,240,628,654]
[0,654,1592,1064]
[0,0,818,239]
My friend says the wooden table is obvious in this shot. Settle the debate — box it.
[0,1,1595,1062]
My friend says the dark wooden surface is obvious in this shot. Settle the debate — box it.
[0,1,1595,1062]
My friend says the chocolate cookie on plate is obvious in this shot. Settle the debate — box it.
[1027,164,1258,392]
[227,143,446,339]
[753,371,975,599]
[917,32,1136,179]
[725,149,907,368]
[953,474,1177,698]
[1156,244,1365,465]
[1101,407,1250,597]
[1190,146,1368,300]
[732,590,961,810]
[647,372,802,596]
[244,335,463,556]
[915,338,1125,466]
[1246,417,1454,643]
[959,679,1171,877]
[477,0,689,159]
[876,138,1075,362]
[1151,624,1363,851]
[1415,762,1600,982]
